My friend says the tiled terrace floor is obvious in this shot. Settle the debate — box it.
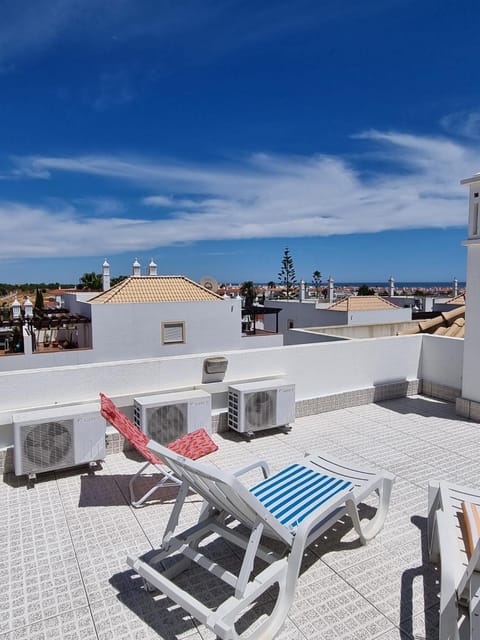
[2,395,479,640]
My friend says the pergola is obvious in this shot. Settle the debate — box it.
[241,306,281,335]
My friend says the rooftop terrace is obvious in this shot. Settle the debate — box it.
[3,395,477,640]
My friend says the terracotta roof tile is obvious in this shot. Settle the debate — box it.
[327,295,401,312]
[398,305,466,337]
[445,293,466,305]
[89,276,223,304]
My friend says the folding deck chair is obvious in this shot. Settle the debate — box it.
[99,393,218,507]
[428,481,480,640]
[127,442,394,639]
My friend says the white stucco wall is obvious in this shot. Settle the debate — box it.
[0,334,427,447]
[462,242,480,401]
[420,334,464,390]
[348,308,411,325]
[0,297,285,371]
[264,300,411,336]
[89,299,243,360]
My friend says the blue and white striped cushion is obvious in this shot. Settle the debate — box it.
[250,464,352,530]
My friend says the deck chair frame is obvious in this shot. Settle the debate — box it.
[428,481,480,640]
[127,443,393,640]
[99,393,217,507]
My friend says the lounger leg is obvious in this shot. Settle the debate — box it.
[346,475,393,543]
[469,574,480,640]
[129,461,181,508]
[427,481,442,562]
[212,558,294,640]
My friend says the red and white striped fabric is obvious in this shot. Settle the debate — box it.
[99,392,217,463]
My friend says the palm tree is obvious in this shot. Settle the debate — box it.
[240,281,257,308]
[78,272,103,290]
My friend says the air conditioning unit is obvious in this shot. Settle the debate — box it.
[133,390,212,444]
[13,403,106,479]
[228,379,295,438]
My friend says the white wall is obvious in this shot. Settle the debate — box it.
[0,334,428,447]
[348,308,411,324]
[264,300,411,336]
[462,242,480,401]
[263,301,344,333]
[90,299,243,360]
[299,320,418,339]
[0,297,282,372]
[420,334,464,390]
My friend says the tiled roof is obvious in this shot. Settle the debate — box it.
[89,276,223,304]
[445,293,466,305]
[399,305,466,338]
[327,295,401,312]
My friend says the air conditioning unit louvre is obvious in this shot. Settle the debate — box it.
[13,403,106,478]
[133,390,212,444]
[228,380,295,437]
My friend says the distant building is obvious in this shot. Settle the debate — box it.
[263,295,412,343]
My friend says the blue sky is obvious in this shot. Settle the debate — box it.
[0,0,478,285]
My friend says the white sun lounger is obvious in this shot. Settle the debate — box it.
[127,443,394,639]
[428,481,480,640]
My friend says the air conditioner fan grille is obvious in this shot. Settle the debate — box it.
[245,390,276,429]
[22,421,74,473]
[146,403,187,444]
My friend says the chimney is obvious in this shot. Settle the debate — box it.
[327,276,334,303]
[24,297,33,319]
[102,259,111,291]
[389,276,395,297]
[453,277,458,297]
[132,258,141,277]
[299,279,305,302]
[148,259,158,276]
[11,297,21,319]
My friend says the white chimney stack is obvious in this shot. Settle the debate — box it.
[12,297,21,319]
[327,276,334,303]
[132,258,141,277]
[389,276,395,297]
[453,277,458,297]
[24,297,33,318]
[299,279,305,302]
[102,259,111,291]
[149,259,158,276]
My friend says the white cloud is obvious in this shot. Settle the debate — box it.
[143,195,174,207]
[1,130,475,259]
[440,111,480,140]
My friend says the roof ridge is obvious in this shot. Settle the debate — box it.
[89,276,131,303]
[89,274,223,304]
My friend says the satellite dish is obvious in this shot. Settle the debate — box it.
[200,276,219,292]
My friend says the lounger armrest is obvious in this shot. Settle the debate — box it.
[232,460,270,479]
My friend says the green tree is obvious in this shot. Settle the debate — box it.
[312,270,322,298]
[111,275,128,287]
[240,281,257,308]
[34,288,44,309]
[278,247,297,298]
[78,272,102,290]
[357,284,375,296]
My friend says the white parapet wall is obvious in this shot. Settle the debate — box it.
[0,333,433,446]
[0,333,465,457]
[420,334,464,400]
